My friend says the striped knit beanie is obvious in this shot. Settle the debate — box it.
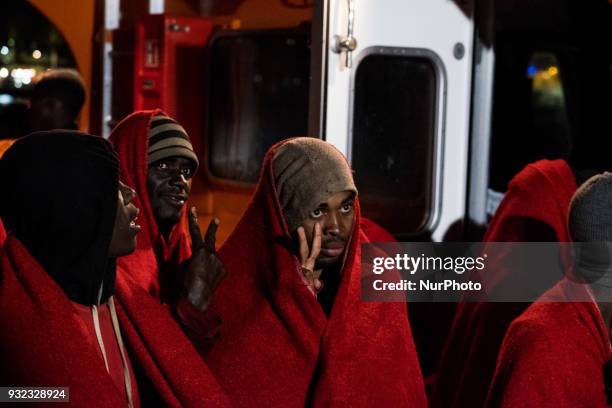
[148,114,199,170]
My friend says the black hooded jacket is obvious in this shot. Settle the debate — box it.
[0,131,119,305]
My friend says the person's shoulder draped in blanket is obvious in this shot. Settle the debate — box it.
[431,159,578,407]
[205,137,427,407]
[0,138,15,246]
[109,110,225,344]
[0,219,5,247]
[487,172,612,407]
[0,131,230,407]
[360,217,397,243]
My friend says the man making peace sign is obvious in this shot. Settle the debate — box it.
[205,137,427,407]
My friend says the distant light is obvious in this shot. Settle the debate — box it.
[10,67,36,88]
[548,66,559,76]
[0,67,8,78]
[526,65,537,77]
[11,68,36,80]
[0,46,8,56]
[0,94,13,105]
[32,49,41,59]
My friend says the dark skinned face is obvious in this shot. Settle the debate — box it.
[301,190,355,269]
[147,156,194,237]
[29,98,73,131]
[108,181,141,258]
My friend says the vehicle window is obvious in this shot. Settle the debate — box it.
[352,53,438,236]
[208,31,310,183]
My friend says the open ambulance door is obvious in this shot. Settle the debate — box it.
[310,0,476,241]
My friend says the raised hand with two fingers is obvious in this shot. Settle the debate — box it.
[183,207,226,311]
[297,223,323,296]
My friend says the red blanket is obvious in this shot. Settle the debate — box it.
[115,270,230,407]
[0,236,230,407]
[108,111,229,405]
[432,159,577,407]
[0,219,5,247]
[487,280,611,407]
[206,140,427,407]
[109,110,191,296]
[0,236,132,406]
[360,217,396,243]
[483,159,576,243]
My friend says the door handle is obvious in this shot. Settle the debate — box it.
[333,0,357,68]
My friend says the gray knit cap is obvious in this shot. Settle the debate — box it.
[272,137,357,232]
[568,172,612,242]
[568,173,612,286]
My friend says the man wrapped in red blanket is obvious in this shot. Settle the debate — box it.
[206,137,427,407]
[432,159,578,407]
[0,131,229,407]
[487,172,612,407]
[109,110,225,345]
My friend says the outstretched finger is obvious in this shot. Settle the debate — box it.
[297,226,309,264]
[309,222,322,262]
[204,218,219,253]
[189,207,204,250]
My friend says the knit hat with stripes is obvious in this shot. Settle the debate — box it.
[148,114,199,170]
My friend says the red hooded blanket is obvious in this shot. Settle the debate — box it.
[109,110,191,297]
[0,237,131,407]
[108,111,230,406]
[487,280,611,407]
[0,236,230,407]
[205,140,427,407]
[0,220,5,247]
[432,159,577,407]
[483,159,576,243]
